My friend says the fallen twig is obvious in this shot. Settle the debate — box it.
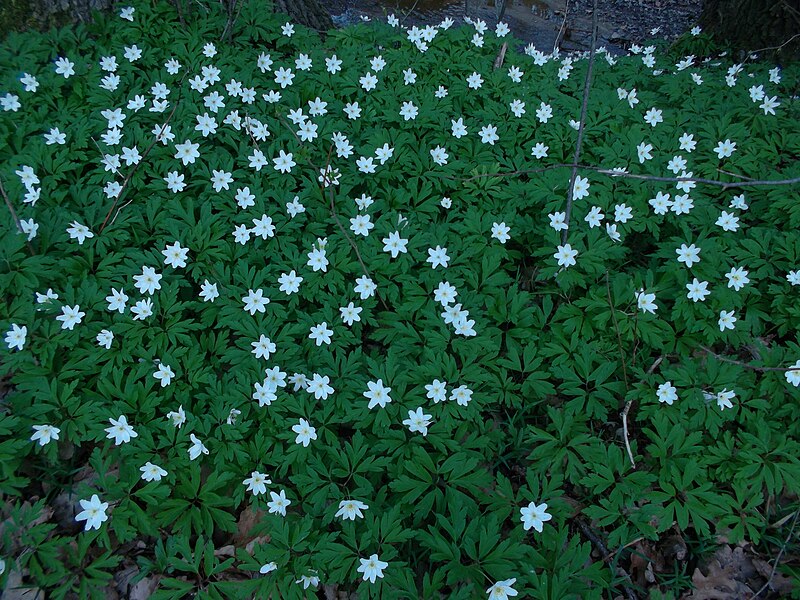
[99,74,188,233]
[0,177,35,255]
[561,0,597,245]
[699,345,799,373]
[447,162,800,189]
[751,508,800,599]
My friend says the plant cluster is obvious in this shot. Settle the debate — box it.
[0,1,799,598]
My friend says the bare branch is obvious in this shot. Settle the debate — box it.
[445,162,800,189]
[99,73,188,233]
[751,509,800,599]
[699,345,799,373]
[561,0,598,245]
[0,177,35,255]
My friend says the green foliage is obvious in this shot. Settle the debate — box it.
[0,1,799,598]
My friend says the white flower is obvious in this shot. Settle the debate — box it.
[382,231,409,258]
[336,499,368,520]
[260,562,278,575]
[162,241,188,268]
[67,221,94,245]
[714,139,737,159]
[636,289,657,314]
[31,424,60,446]
[676,243,701,268]
[520,501,552,532]
[479,124,499,145]
[267,489,291,516]
[718,310,737,332]
[685,278,710,302]
[354,276,377,299]
[725,267,750,291]
[252,335,276,360]
[5,323,27,351]
[536,102,553,123]
[44,128,66,145]
[364,379,392,409]
[584,206,604,228]
[54,57,75,78]
[56,305,85,330]
[531,142,548,159]
[96,329,114,349]
[340,302,363,326]
[434,283,457,307]
[199,280,219,302]
[306,373,334,400]
[491,222,511,244]
[403,407,433,436]
[164,172,185,193]
[174,140,200,165]
[278,270,303,295]
[140,462,167,482]
[487,578,518,600]
[296,573,319,590]
[572,176,590,200]
[554,244,578,268]
[243,470,271,496]
[242,289,269,315]
[307,248,329,272]
[644,107,663,127]
[548,212,568,232]
[153,363,175,387]
[309,323,333,346]
[166,405,186,428]
[466,72,483,89]
[75,495,109,531]
[430,146,449,165]
[133,266,162,295]
[131,298,154,320]
[123,45,142,62]
[426,246,450,269]
[105,415,137,445]
[450,385,473,406]
[715,211,740,232]
[784,361,800,387]
[188,433,209,460]
[657,382,678,405]
[425,379,448,403]
[292,418,317,447]
[715,388,735,410]
[678,133,697,153]
[399,101,419,121]
[360,72,378,91]
[357,554,388,584]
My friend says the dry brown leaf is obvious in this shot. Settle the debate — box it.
[245,535,270,554]
[214,545,235,558]
[232,506,265,545]
[3,567,42,600]
[688,546,756,600]
[752,557,794,595]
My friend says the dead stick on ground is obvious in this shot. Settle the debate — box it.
[493,42,508,70]
[699,345,799,372]
[448,162,800,189]
[99,74,187,232]
[605,271,635,468]
[576,518,639,600]
[0,177,35,255]
[561,0,597,245]
[751,508,800,599]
